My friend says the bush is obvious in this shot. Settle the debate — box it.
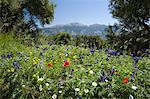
[53,32,72,45]
[75,35,104,49]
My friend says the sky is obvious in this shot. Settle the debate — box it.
[44,0,118,27]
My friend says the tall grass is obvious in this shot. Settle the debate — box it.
[0,33,30,53]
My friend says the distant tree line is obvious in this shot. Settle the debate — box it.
[42,32,107,50]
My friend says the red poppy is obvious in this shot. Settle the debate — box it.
[48,63,53,67]
[64,60,70,67]
[123,77,129,84]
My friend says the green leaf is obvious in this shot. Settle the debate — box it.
[0,79,4,84]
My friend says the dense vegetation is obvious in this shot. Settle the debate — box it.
[0,0,54,42]
[0,34,150,98]
[107,0,150,55]
[0,0,150,98]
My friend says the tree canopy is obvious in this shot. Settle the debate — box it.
[0,0,55,33]
[108,0,150,55]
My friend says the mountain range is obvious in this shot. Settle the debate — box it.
[42,23,108,38]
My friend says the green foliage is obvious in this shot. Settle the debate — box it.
[0,35,149,98]
[108,0,150,55]
[0,33,28,53]
[106,25,116,47]
[75,35,105,49]
[53,32,72,45]
[0,0,55,34]
[23,0,55,25]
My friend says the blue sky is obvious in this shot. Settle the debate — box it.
[44,0,117,27]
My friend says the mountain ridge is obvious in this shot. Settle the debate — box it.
[42,22,108,38]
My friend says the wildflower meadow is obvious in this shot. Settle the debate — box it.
[0,34,150,99]
[0,0,150,98]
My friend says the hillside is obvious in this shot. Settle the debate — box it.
[42,23,108,38]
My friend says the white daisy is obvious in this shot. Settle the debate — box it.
[132,85,138,90]
[52,94,57,99]
[75,88,80,92]
[84,89,89,93]
[89,70,94,74]
[39,85,43,91]
[92,82,97,87]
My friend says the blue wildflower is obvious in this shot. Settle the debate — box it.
[7,53,12,59]
[39,61,44,64]
[106,49,118,56]
[130,52,135,57]
[39,52,43,56]
[90,48,94,54]
[99,72,107,82]
[1,54,5,59]
[100,75,107,82]
[13,61,20,69]
[79,96,82,99]
[43,48,48,51]
[132,56,142,69]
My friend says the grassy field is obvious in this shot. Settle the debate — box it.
[0,34,150,98]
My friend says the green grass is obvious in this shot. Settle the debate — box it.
[0,33,29,53]
[0,34,150,98]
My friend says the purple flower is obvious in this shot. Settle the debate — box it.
[7,53,12,59]
[132,56,142,69]
[100,75,107,82]
[111,69,115,74]
[13,61,20,69]
[106,49,119,56]
[99,72,107,82]
[133,56,142,63]
[39,52,43,56]
[39,61,44,64]
[90,48,94,54]
[130,52,135,57]
[1,54,5,59]
[43,48,48,51]
[48,42,53,45]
